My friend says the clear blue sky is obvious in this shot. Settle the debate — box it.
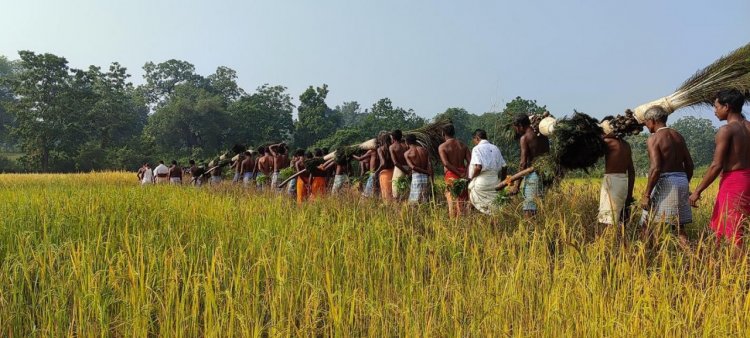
[1,0,748,121]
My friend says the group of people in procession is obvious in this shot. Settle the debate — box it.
[136,89,748,247]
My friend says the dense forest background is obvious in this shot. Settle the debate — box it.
[0,52,718,174]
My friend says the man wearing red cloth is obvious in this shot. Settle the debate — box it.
[690,89,750,246]
[439,124,471,218]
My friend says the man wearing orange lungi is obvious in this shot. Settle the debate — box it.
[439,124,471,218]
[375,131,395,201]
[690,89,750,246]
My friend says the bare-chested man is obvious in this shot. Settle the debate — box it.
[210,160,222,185]
[241,151,254,186]
[404,133,432,204]
[598,116,635,225]
[510,114,549,217]
[376,131,395,201]
[323,154,351,195]
[287,149,305,196]
[295,151,313,203]
[690,89,750,245]
[169,160,182,184]
[389,130,410,200]
[439,124,471,217]
[354,147,380,198]
[641,106,693,243]
[255,147,273,190]
[269,143,290,191]
[231,152,244,184]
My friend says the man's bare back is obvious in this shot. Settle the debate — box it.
[405,145,430,174]
[438,138,470,177]
[258,155,273,175]
[604,137,633,174]
[241,156,254,174]
[390,142,409,171]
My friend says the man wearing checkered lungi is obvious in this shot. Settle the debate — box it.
[404,134,432,204]
[641,106,694,242]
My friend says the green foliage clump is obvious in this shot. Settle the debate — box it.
[550,112,606,171]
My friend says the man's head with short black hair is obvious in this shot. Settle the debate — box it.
[512,114,531,127]
[472,129,488,140]
[294,149,305,157]
[715,89,745,114]
[405,133,418,145]
[171,160,177,165]
[314,148,324,157]
[189,159,195,165]
[305,151,313,159]
[391,129,403,142]
[443,124,456,138]
[257,146,266,155]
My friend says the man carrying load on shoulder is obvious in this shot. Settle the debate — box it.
[690,89,750,246]
[598,116,636,226]
[509,114,549,217]
[641,106,693,244]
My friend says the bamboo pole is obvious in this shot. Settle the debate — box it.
[495,167,535,190]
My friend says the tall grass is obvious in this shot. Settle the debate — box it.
[0,172,748,336]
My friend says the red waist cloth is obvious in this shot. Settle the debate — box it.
[445,167,468,200]
[710,168,750,245]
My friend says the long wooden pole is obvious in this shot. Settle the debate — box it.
[495,167,535,190]
[276,159,335,189]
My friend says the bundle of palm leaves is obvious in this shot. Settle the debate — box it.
[531,154,562,187]
[606,109,644,138]
[334,146,366,165]
[548,112,606,171]
[303,158,326,173]
[323,118,453,161]
[632,42,750,122]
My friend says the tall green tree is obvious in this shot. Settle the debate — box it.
[228,84,295,146]
[294,84,339,148]
[207,66,246,104]
[5,51,90,171]
[671,116,716,167]
[139,59,204,109]
[473,97,547,170]
[359,98,425,137]
[334,101,365,128]
[144,83,230,158]
[434,107,474,143]
[0,55,20,148]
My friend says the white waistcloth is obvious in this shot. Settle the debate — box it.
[468,169,499,215]
[141,169,153,184]
[469,140,505,178]
[597,173,628,224]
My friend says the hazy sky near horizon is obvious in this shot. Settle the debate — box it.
[1,0,748,121]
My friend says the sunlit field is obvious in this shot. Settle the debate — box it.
[1,172,748,336]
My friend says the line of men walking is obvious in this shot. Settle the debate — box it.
[135,89,749,246]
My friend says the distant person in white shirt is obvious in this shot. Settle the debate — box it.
[138,163,154,185]
[153,160,169,184]
[468,129,506,215]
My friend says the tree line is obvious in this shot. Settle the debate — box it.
[0,52,718,174]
